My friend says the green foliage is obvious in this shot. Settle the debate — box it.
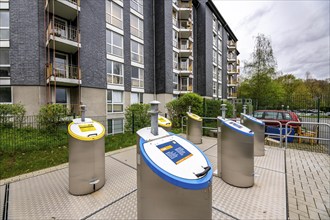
[235,103,253,116]
[204,99,234,118]
[38,104,69,131]
[124,103,150,132]
[0,103,26,128]
[166,93,203,127]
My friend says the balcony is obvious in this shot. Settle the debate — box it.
[228,80,238,87]
[227,54,236,62]
[178,43,192,57]
[227,68,239,74]
[46,63,81,86]
[179,64,192,76]
[227,40,236,50]
[228,92,238,99]
[45,0,80,20]
[46,21,81,53]
[178,21,192,38]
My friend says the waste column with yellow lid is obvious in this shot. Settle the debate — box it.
[186,112,203,144]
[68,117,105,195]
[158,115,172,131]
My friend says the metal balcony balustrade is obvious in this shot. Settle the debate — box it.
[228,40,236,47]
[47,21,80,43]
[46,63,80,80]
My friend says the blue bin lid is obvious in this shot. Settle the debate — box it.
[140,134,212,190]
[241,113,265,125]
[218,117,254,137]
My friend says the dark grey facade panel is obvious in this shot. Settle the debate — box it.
[80,0,106,89]
[204,3,213,97]
[123,0,131,92]
[143,0,155,94]
[154,0,173,94]
[222,32,228,99]
[10,0,42,86]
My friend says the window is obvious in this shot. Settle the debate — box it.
[254,111,264,118]
[173,72,178,90]
[217,38,222,51]
[218,53,222,67]
[0,10,9,41]
[212,16,217,31]
[213,82,216,96]
[107,118,124,134]
[0,86,11,103]
[218,83,222,97]
[173,30,178,48]
[180,58,188,70]
[106,30,123,57]
[131,92,143,104]
[213,50,217,63]
[107,60,123,85]
[173,52,178,69]
[131,0,143,14]
[131,40,144,64]
[213,33,217,47]
[218,68,222,82]
[213,66,217,80]
[56,88,67,104]
[264,112,277,119]
[0,47,9,65]
[180,77,192,91]
[106,0,123,29]
[283,113,292,120]
[107,90,123,113]
[217,22,222,36]
[130,14,143,39]
[131,66,144,88]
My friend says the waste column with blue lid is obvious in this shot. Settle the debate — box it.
[158,115,172,131]
[68,117,105,195]
[186,112,203,144]
[137,101,212,220]
[240,113,265,156]
[217,117,254,188]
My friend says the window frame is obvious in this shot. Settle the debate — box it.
[0,86,12,103]
[130,13,143,39]
[106,0,123,29]
[131,66,144,88]
[131,92,143,104]
[106,30,124,58]
[107,90,124,113]
[131,40,144,64]
[131,0,143,14]
[107,118,124,134]
[106,60,124,85]
[0,10,9,41]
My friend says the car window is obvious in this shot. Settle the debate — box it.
[277,113,283,119]
[254,111,263,118]
[264,112,277,119]
[284,113,292,120]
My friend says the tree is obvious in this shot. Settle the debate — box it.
[240,33,283,109]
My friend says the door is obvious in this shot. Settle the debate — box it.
[55,53,68,78]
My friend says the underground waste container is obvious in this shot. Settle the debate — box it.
[186,112,203,144]
[240,113,265,156]
[158,115,172,131]
[68,117,105,195]
[217,117,254,187]
[137,127,213,220]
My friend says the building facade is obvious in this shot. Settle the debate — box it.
[0,0,239,134]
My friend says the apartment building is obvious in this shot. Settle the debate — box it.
[0,0,239,134]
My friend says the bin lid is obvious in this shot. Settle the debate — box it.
[217,117,254,137]
[158,115,172,128]
[140,134,212,190]
[241,113,264,125]
[186,112,202,121]
[68,118,105,141]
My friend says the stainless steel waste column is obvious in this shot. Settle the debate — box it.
[186,112,203,144]
[68,117,105,195]
[158,115,172,131]
[240,113,265,156]
[217,117,254,187]
[137,101,212,220]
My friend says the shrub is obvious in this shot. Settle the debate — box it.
[124,103,150,132]
[38,104,69,131]
[204,99,234,118]
[0,103,26,128]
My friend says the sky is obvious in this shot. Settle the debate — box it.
[213,0,330,80]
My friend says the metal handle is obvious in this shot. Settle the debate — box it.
[194,166,211,178]
[87,133,97,137]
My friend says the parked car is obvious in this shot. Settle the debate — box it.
[253,110,301,130]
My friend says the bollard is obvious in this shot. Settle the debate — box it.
[149,101,160,136]
[221,104,227,118]
[243,105,247,114]
[188,106,191,113]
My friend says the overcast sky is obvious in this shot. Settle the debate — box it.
[213,0,330,80]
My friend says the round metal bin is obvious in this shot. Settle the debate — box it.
[186,112,203,144]
[240,113,265,156]
[158,115,172,131]
[68,118,105,195]
[218,117,254,188]
[137,127,213,220]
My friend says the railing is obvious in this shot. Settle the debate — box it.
[227,54,236,60]
[177,1,192,8]
[47,21,80,42]
[46,63,80,80]
[228,92,237,97]
[228,40,236,47]
[179,65,192,71]
[179,84,193,92]
[262,120,283,148]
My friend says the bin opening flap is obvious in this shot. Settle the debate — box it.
[158,116,172,127]
[187,112,202,121]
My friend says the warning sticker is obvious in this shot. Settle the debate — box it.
[79,124,96,132]
[156,141,193,165]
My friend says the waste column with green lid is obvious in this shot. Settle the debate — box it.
[68,117,105,195]
[186,112,203,144]
[217,117,254,188]
[158,115,172,131]
[137,101,212,220]
[240,113,265,156]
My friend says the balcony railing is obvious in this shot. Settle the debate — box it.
[180,84,193,91]
[179,65,192,71]
[228,40,236,47]
[46,63,80,80]
[228,92,238,98]
[227,54,236,60]
[178,1,192,8]
[47,21,80,42]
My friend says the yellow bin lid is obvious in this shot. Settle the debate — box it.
[187,112,202,121]
[68,118,105,141]
[158,115,172,128]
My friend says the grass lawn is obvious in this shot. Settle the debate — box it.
[0,132,136,180]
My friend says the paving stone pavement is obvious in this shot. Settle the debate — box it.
[286,149,330,220]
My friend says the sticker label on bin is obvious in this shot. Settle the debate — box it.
[79,124,97,132]
[157,141,193,165]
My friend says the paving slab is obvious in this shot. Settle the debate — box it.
[255,146,285,173]
[0,185,5,218]
[110,147,137,169]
